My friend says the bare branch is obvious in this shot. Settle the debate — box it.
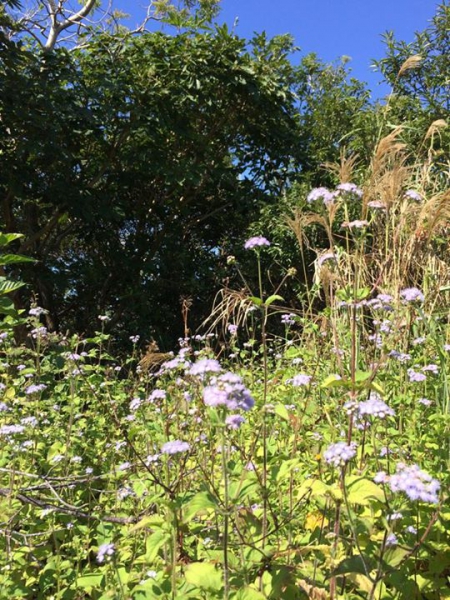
[44,0,96,51]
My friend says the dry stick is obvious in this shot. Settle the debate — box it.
[0,487,136,524]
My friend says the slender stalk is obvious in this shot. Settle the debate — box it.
[221,423,230,600]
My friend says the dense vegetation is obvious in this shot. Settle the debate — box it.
[0,1,449,598]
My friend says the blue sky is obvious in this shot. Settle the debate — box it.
[114,0,441,96]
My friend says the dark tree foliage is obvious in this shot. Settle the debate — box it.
[0,26,303,346]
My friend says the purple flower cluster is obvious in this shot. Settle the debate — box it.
[97,542,115,563]
[161,440,190,455]
[189,358,222,376]
[404,190,422,202]
[389,350,411,363]
[336,182,363,197]
[323,441,357,467]
[357,393,395,419]
[407,369,427,383]
[225,414,245,430]
[288,374,312,386]
[281,313,296,326]
[25,383,47,395]
[400,287,425,303]
[203,372,254,411]
[375,463,440,504]
[244,236,271,250]
[307,187,335,206]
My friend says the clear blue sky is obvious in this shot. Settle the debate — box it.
[114,0,441,97]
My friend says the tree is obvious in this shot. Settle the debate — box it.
[0,25,303,346]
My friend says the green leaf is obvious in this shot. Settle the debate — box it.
[184,562,223,592]
[249,296,263,307]
[231,587,266,599]
[145,530,171,562]
[183,491,218,522]
[0,254,35,266]
[0,233,23,247]
[321,374,344,388]
[346,476,385,505]
[77,572,104,590]
[0,278,26,296]
[332,554,375,576]
[265,294,284,307]
[274,403,290,422]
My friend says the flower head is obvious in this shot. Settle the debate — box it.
[323,442,357,467]
[404,190,422,202]
[400,287,424,303]
[97,542,115,563]
[203,372,254,411]
[244,236,271,250]
[161,440,190,455]
[385,463,440,503]
[336,182,363,198]
[307,187,335,206]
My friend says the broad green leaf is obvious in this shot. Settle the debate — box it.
[184,562,223,592]
[332,554,375,576]
[346,476,385,505]
[321,374,344,388]
[274,403,290,422]
[145,530,171,562]
[0,233,23,247]
[183,491,218,522]
[0,254,35,266]
[76,572,104,590]
[231,587,266,599]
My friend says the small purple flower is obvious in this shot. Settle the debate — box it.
[367,200,386,210]
[129,397,142,411]
[336,182,363,197]
[407,369,427,383]
[387,463,440,503]
[400,287,424,303]
[357,393,395,419]
[227,324,238,335]
[288,374,312,386]
[147,389,166,402]
[389,350,411,363]
[244,236,271,250]
[29,306,48,316]
[0,424,25,436]
[307,187,335,206]
[374,471,388,484]
[386,533,398,547]
[422,364,438,374]
[225,415,245,430]
[161,440,190,455]
[203,372,254,411]
[189,358,222,376]
[281,313,296,326]
[404,190,422,202]
[98,315,111,322]
[444,344,450,352]
[129,335,140,344]
[97,542,115,563]
[418,397,432,406]
[25,383,47,395]
[323,442,357,467]
[412,337,426,346]
[30,326,48,339]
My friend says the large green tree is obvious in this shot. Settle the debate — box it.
[1,24,302,345]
